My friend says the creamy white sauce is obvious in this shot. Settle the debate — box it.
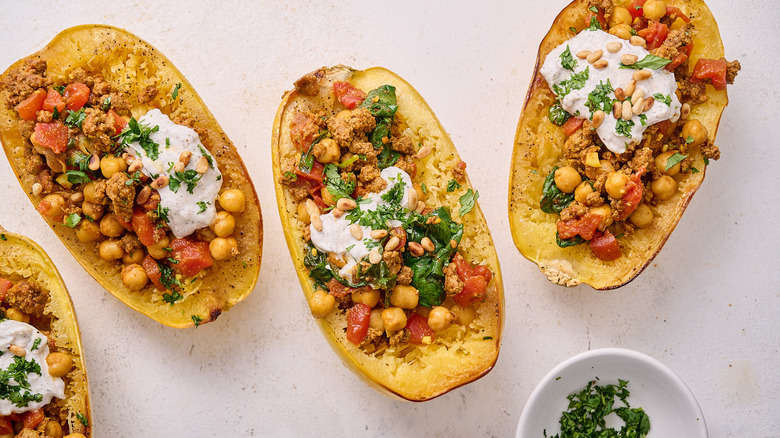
[310,167,414,280]
[125,109,222,238]
[540,29,681,154]
[0,320,65,415]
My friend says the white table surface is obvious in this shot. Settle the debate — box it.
[1,1,777,437]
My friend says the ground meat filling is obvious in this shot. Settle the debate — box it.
[5,280,48,318]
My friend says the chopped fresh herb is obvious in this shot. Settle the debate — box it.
[162,291,183,305]
[157,262,182,291]
[298,130,328,173]
[52,106,60,120]
[170,82,182,102]
[588,15,602,31]
[303,244,333,289]
[548,103,571,126]
[615,118,635,137]
[197,144,214,168]
[54,85,65,95]
[64,108,86,129]
[569,26,577,33]
[192,315,203,327]
[155,205,170,224]
[165,137,170,148]
[541,167,578,214]
[691,166,699,173]
[630,27,638,36]
[703,156,710,165]
[639,114,648,126]
[588,5,598,12]
[552,67,589,100]
[483,336,493,340]
[665,153,688,171]
[125,171,142,186]
[324,164,355,201]
[167,257,179,264]
[283,171,297,181]
[585,79,615,115]
[446,179,462,192]
[686,135,694,144]
[63,170,91,185]
[560,45,577,71]
[67,151,93,173]
[117,118,161,160]
[102,96,112,110]
[458,189,479,216]
[557,233,585,248]
[653,93,672,105]
[31,338,41,351]
[620,54,671,70]
[338,154,360,169]
[421,182,428,195]
[381,174,406,206]
[0,235,5,241]
[75,413,89,427]
[169,169,201,194]
[0,355,44,408]
[64,214,81,228]
[197,201,209,213]
[360,85,401,169]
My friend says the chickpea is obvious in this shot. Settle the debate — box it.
[296,200,311,224]
[390,284,419,309]
[651,175,677,200]
[643,0,667,21]
[427,306,454,332]
[320,186,337,206]
[219,189,246,213]
[655,151,682,176]
[147,235,170,259]
[210,211,236,237]
[450,304,476,326]
[82,182,99,204]
[98,239,124,261]
[100,155,127,179]
[46,352,73,378]
[609,24,633,40]
[369,309,384,330]
[682,119,708,147]
[210,237,238,261]
[75,220,102,243]
[609,7,632,27]
[44,419,64,438]
[381,307,407,332]
[6,308,30,324]
[309,290,336,318]
[81,201,104,221]
[313,138,341,164]
[605,172,630,199]
[352,288,380,308]
[630,203,654,228]
[574,181,595,204]
[121,264,148,290]
[590,204,614,231]
[39,194,65,220]
[100,213,125,238]
[554,166,581,193]
[122,248,145,265]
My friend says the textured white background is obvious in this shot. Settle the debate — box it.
[0,1,777,437]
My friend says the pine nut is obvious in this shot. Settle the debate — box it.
[349,224,363,240]
[632,98,644,115]
[121,152,135,165]
[179,151,192,166]
[331,208,344,218]
[592,110,606,129]
[415,201,426,213]
[408,187,418,209]
[625,80,636,97]
[629,36,646,47]
[425,216,441,225]
[612,101,622,119]
[384,236,400,251]
[408,242,424,257]
[415,146,431,159]
[336,197,357,211]
[368,249,382,265]
[8,345,25,357]
[420,237,435,252]
[633,70,652,81]
[593,59,609,69]
[622,100,633,120]
[450,239,458,248]
[606,41,622,53]
[31,182,43,196]
[643,96,655,111]
[305,199,319,217]
[129,160,144,173]
[88,153,101,171]
[196,156,209,174]
[621,54,638,65]
[370,229,388,239]
[310,214,322,232]
[586,49,603,63]
[70,192,84,203]
[576,50,591,59]
[615,87,626,101]
[632,88,645,103]
[136,186,151,204]
[680,103,691,120]
[150,175,169,189]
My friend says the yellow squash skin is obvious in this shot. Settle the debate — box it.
[509,0,730,289]
[0,228,91,436]
[272,66,504,401]
[0,25,263,327]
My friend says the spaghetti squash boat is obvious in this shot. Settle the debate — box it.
[0,228,91,437]
[509,0,739,289]
[0,25,263,327]
[272,66,504,401]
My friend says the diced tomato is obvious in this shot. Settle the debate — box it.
[628,0,647,19]
[33,122,69,153]
[665,53,688,71]
[142,255,164,290]
[0,418,12,435]
[346,303,371,345]
[36,196,64,222]
[406,313,435,345]
[290,111,321,152]
[295,161,325,183]
[0,278,13,302]
[590,231,622,261]
[293,161,327,208]
[631,16,649,32]
[108,109,127,135]
[562,117,585,137]
[42,88,66,113]
[115,213,134,232]
[63,83,90,111]
[453,275,488,308]
[638,21,669,50]
[584,9,607,29]
[132,208,165,247]
[15,89,46,121]
[618,169,646,221]
[691,58,728,90]
[332,81,366,109]
[453,254,493,284]
[666,6,691,23]
[20,408,44,430]
[557,213,602,240]
[171,238,213,277]
[326,279,373,298]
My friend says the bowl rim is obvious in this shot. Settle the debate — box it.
[516,347,708,438]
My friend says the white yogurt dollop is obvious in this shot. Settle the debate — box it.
[124,109,222,238]
[540,29,681,154]
[0,319,65,415]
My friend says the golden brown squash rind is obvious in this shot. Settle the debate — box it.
[0,25,263,327]
[272,66,504,401]
[509,0,729,289]
[0,227,91,436]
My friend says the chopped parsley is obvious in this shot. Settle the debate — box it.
[380,175,406,205]
[155,205,170,224]
[102,96,112,110]
[615,118,635,137]
[0,356,44,408]
[588,15,602,31]
[446,179,462,192]
[197,145,214,168]
[686,135,695,144]
[665,153,688,171]
[552,67,589,100]
[421,182,428,195]
[653,93,672,106]
[703,156,710,165]
[620,54,671,70]
[191,315,203,327]
[170,82,182,102]
[585,79,615,115]
[117,118,161,160]
[64,214,81,228]
[458,189,479,216]
[588,5,598,12]
[157,262,182,291]
[75,412,89,427]
[639,114,648,126]
[0,235,5,241]
[31,338,41,351]
[560,45,577,71]
[324,164,355,200]
[64,109,86,129]
[63,170,91,185]
[197,201,209,214]
[169,169,201,194]
[162,291,183,305]
[53,85,66,95]
[52,106,60,120]
[283,171,297,181]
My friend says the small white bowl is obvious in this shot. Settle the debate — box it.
[516,348,707,438]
